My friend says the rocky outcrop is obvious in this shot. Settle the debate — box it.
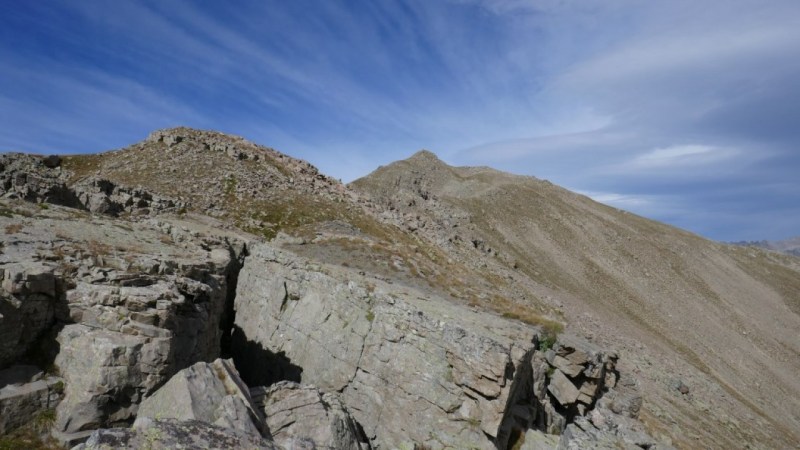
[0,365,64,434]
[51,250,240,443]
[0,153,184,217]
[0,153,81,208]
[538,336,619,430]
[234,244,547,449]
[1,196,249,443]
[70,176,185,216]
[254,381,369,450]
[135,359,265,438]
[73,417,279,450]
[0,262,58,368]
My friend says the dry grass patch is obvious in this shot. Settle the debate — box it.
[4,223,23,234]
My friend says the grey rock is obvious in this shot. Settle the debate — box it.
[0,262,57,368]
[72,417,279,450]
[135,359,265,438]
[0,365,64,434]
[595,379,642,419]
[547,370,580,406]
[551,355,583,378]
[234,244,541,450]
[519,429,559,450]
[52,246,238,437]
[261,381,369,450]
[557,412,668,450]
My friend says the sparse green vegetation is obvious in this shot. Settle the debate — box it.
[0,409,60,450]
[32,409,56,433]
[0,431,60,450]
[224,175,237,196]
[538,333,558,352]
[60,154,104,182]
[51,380,65,394]
[365,307,375,322]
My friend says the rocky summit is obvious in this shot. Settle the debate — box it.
[1,127,798,450]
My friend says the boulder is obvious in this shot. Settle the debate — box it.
[0,365,64,434]
[233,244,542,450]
[547,370,580,406]
[41,155,61,169]
[72,417,279,450]
[594,376,642,419]
[135,359,265,438]
[552,355,583,378]
[259,381,369,450]
[558,414,670,450]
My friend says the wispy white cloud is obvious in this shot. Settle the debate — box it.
[626,145,735,169]
[574,190,652,208]
[1,0,798,240]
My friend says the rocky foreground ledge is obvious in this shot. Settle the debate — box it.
[0,151,669,449]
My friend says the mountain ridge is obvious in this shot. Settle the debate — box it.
[1,127,798,449]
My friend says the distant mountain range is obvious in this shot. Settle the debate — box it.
[731,236,800,257]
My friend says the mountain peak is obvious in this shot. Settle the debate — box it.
[406,149,445,165]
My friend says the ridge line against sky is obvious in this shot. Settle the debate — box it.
[1,0,799,241]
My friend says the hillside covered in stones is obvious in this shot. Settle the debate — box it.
[1,127,798,449]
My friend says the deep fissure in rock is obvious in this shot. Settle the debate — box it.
[220,242,248,359]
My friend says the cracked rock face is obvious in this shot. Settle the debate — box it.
[0,197,249,444]
[135,358,266,438]
[234,244,543,449]
[53,258,236,440]
[0,262,58,368]
[255,380,369,450]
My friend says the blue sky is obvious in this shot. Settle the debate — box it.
[1,0,798,241]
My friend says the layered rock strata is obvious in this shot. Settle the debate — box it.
[233,243,639,450]
[255,381,370,450]
[135,358,266,438]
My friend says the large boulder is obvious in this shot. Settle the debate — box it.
[233,244,543,449]
[135,358,265,438]
[72,417,278,450]
[257,381,369,450]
